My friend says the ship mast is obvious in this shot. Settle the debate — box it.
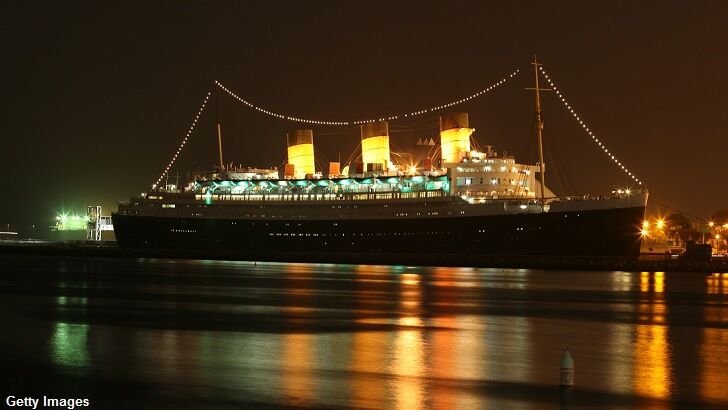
[215,92,225,171]
[526,55,551,202]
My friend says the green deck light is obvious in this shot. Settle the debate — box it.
[53,213,89,231]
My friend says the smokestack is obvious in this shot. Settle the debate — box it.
[328,162,340,177]
[284,163,295,178]
[439,112,473,163]
[286,130,315,179]
[360,121,391,172]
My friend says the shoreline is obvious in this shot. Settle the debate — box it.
[1,240,726,273]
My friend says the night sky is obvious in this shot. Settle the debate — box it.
[2,1,727,235]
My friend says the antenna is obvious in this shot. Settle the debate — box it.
[525,55,552,202]
[215,91,225,171]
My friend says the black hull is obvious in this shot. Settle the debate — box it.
[112,206,645,258]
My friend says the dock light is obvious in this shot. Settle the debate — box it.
[709,221,715,227]
[640,228,648,237]
[656,219,665,229]
[625,189,631,195]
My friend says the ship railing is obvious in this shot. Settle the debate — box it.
[192,190,446,203]
[557,190,646,202]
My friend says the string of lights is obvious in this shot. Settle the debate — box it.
[538,66,643,186]
[152,91,212,189]
[352,69,521,124]
[214,81,348,125]
[214,68,520,126]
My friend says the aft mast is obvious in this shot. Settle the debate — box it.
[215,91,225,172]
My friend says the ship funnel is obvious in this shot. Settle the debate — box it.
[360,121,391,172]
[440,112,473,163]
[286,130,315,179]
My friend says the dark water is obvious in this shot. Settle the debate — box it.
[0,255,727,409]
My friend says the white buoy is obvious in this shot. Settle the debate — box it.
[560,349,574,386]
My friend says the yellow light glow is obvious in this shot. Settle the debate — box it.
[635,271,670,399]
[642,220,649,229]
[287,143,315,179]
[723,224,728,229]
[640,229,648,237]
[361,135,391,169]
[716,234,721,239]
[440,128,473,163]
[709,221,715,227]
[654,272,665,293]
[407,165,417,175]
[640,272,649,293]
[656,219,665,229]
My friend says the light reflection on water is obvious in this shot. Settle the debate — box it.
[701,274,728,404]
[634,272,672,400]
[281,263,316,405]
[4,258,725,408]
[391,272,425,410]
[51,322,89,368]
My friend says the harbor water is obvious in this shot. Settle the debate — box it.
[0,254,727,409]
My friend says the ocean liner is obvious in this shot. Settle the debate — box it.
[113,60,647,257]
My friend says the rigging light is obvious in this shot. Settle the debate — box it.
[539,65,643,186]
[216,69,519,126]
[151,91,212,189]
